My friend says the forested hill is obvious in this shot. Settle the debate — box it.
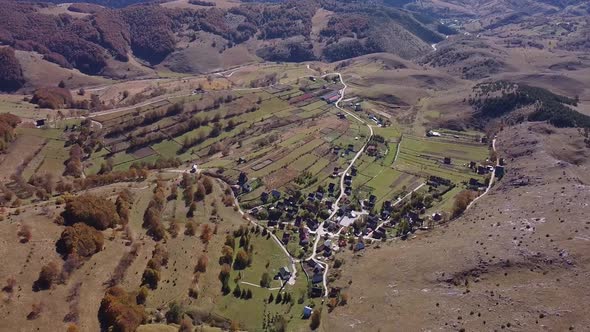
[16,0,159,8]
[470,81,590,128]
[0,0,443,85]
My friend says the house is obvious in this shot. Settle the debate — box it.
[383,200,392,211]
[311,273,323,284]
[278,266,291,281]
[477,165,489,175]
[260,192,269,203]
[469,161,477,169]
[373,229,385,239]
[366,144,377,156]
[351,166,357,176]
[307,219,318,230]
[237,157,247,164]
[344,187,352,196]
[310,286,323,298]
[303,306,313,319]
[321,91,340,103]
[328,183,336,193]
[427,130,441,137]
[271,190,281,200]
[344,175,352,186]
[443,157,452,165]
[315,192,324,200]
[347,144,354,152]
[469,178,483,187]
[428,176,452,187]
[282,232,290,244]
[35,119,46,127]
[499,158,506,166]
[307,193,315,201]
[336,112,346,119]
[432,213,442,222]
[495,165,505,177]
[354,242,365,251]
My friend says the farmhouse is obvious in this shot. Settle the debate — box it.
[277,266,291,281]
[35,119,46,127]
[495,165,505,177]
[354,242,365,251]
[366,144,377,156]
[427,130,441,137]
[321,91,341,103]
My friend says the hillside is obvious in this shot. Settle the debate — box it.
[325,122,590,331]
[0,0,444,88]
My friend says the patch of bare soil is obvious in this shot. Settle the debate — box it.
[326,122,590,331]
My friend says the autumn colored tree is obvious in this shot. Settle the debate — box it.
[220,245,234,265]
[168,220,179,238]
[310,309,321,330]
[195,255,208,273]
[98,287,146,332]
[185,221,196,236]
[34,262,60,291]
[202,177,213,195]
[194,183,206,202]
[56,223,104,259]
[17,224,32,243]
[136,286,148,305]
[233,248,250,270]
[62,194,120,230]
[452,190,478,218]
[200,224,212,244]
[179,317,194,332]
[219,264,231,294]
[27,302,43,320]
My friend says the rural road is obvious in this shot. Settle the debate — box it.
[366,182,426,239]
[465,138,498,211]
[304,70,374,297]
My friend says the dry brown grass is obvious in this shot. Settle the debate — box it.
[325,123,590,331]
